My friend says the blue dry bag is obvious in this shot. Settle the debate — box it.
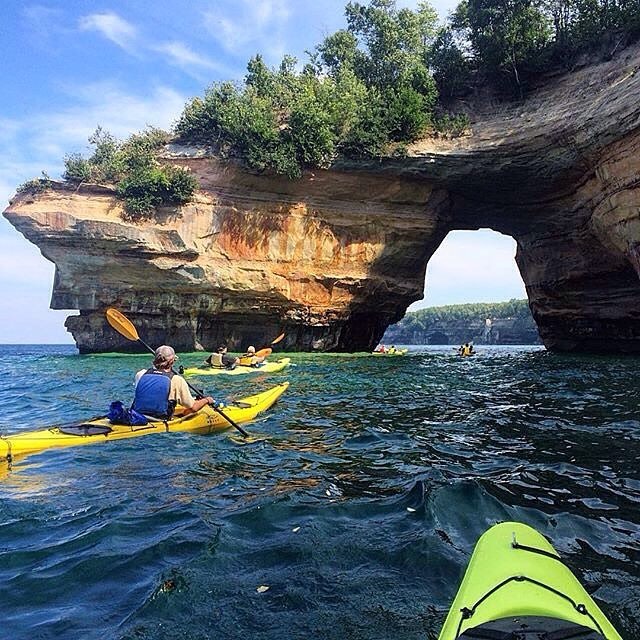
[108,401,149,426]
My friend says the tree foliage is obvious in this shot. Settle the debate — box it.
[175,0,448,176]
[24,0,640,199]
[450,0,640,95]
[16,172,53,195]
[62,127,197,219]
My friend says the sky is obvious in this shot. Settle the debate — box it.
[0,0,525,343]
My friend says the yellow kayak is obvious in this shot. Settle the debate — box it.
[182,357,291,377]
[371,349,408,356]
[0,382,289,464]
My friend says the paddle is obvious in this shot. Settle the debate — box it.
[254,332,285,359]
[105,308,249,438]
[271,332,285,345]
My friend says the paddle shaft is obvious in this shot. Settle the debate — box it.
[135,337,249,438]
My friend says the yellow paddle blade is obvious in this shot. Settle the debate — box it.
[255,347,272,359]
[105,307,140,342]
[271,332,285,345]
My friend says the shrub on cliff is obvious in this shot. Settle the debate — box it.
[62,127,197,219]
[175,0,446,176]
[16,172,54,195]
[449,0,640,96]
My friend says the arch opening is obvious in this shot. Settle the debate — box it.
[384,229,541,346]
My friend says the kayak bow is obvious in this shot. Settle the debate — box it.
[0,382,289,465]
[438,521,621,639]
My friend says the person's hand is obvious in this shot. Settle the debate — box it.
[207,397,219,408]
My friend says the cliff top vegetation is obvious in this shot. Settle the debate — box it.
[17,0,640,217]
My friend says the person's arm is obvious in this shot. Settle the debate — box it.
[187,396,215,414]
[172,376,215,414]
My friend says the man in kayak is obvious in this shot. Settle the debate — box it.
[133,345,215,418]
[205,345,239,369]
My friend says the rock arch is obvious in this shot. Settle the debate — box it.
[4,43,640,353]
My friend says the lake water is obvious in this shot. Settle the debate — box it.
[0,344,638,639]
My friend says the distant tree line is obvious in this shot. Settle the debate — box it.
[17,0,640,216]
[384,298,541,345]
[395,298,532,331]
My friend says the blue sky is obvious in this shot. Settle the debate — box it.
[0,0,525,343]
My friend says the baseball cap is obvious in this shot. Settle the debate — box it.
[154,345,177,365]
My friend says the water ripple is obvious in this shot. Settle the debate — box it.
[0,345,638,638]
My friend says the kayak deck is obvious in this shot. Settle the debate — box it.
[183,357,291,377]
[438,522,621,640]
[0,382,289,463]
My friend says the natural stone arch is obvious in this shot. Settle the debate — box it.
[4,42,640,353]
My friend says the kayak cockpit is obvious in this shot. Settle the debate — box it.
[459,616,605,639]
[57,424,113,437]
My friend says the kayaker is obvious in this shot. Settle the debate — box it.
[239,345,265,367]
[205,345,239,369]
[133,345,215,418]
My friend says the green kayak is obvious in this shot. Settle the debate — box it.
[182,357,291,377]
[439,522,621,639]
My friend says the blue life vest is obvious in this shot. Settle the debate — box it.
[133,368,174,417]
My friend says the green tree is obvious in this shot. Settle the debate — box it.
[431,27,473,97]
[176,0,442,174]
[455,0,552,96]
[62,127,197,219]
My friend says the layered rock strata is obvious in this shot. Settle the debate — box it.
[4,42,640,353]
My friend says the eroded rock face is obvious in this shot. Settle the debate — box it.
[4,175,447,352]
[4,42,640,353]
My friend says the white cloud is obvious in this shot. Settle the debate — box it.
[0,82,190,343]
[203,0,291,60]
[153,41,221,71]
[79,12,137,51]
[22,5,69,46]
[20,82,187,164]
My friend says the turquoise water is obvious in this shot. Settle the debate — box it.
[0,344,639,639]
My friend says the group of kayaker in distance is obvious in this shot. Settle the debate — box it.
[204,344,266,370]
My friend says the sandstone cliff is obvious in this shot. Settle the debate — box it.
[4,42,640,353]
